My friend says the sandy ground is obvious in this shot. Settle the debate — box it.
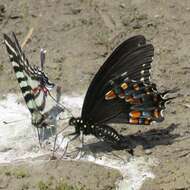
[0,159,120,190]
[0,0,190,189]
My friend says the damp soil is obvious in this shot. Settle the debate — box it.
[0,0,190,189]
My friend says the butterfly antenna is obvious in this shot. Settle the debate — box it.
[48,88,74,118]
[36,127,42,147]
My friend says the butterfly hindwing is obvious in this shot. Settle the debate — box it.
[104,78,167,124]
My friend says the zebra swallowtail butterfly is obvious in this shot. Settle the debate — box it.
[68,35,171,152]
[4,32,64,132]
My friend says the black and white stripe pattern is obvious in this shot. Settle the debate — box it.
[4,32,55,127]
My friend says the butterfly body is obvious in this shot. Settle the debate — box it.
[32,85,49,96]
[69,117,123,145]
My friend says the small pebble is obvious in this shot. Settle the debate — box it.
[0,4,5,13]
[120,3,126,8]
[145,149,152,155]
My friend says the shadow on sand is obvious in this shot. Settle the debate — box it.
[83,123,180,155]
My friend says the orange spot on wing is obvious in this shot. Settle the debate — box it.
[133,84,140,91]
[32,87,40,94]
[121,82,128,90]
[144,119,151,125]
[105,90,116,100]
[130,111,141,118]
[125,96,133,102]
[154,109,160,118]
[129,118,139,124]
[118,93,125,99]
[153,96,158,102]
[125,96,141,104]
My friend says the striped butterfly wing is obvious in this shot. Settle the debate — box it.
[4,33,55,127]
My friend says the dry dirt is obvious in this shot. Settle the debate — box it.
[0,159,120,190]
[0,0,190,190]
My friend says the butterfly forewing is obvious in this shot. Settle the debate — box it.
[82,35,148,120]
[82,38,154,124]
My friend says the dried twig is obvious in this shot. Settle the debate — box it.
[21,27,34,48]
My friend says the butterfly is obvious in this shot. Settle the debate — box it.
[67,35,171,150]
[4,32,64,140]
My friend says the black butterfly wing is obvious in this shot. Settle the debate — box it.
[82,36,154,124]
[84,78,167,125]
[82,35,147,120]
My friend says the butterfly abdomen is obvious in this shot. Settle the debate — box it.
[70,118,122,144]
[31,111,44,127]
[93,124,123,145]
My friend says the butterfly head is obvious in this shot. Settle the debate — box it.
[37,71,55,90]
[69,117,82,134]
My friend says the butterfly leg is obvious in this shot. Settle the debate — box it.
[51,133,59,160]
[51,132,80,160]
[62,133,80,159]
[36,127,42,147]
[80,131,84,146]
[77,131,88,159]
[51,123,71,155]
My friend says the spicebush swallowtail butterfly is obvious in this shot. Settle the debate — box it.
[67,35,172,152]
